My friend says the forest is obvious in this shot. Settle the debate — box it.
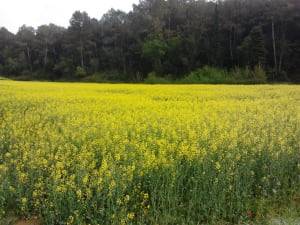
[0,0,299,83]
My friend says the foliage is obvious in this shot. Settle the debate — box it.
[144,72,171,84]
[178,66,267,84]
[180,66,233,84]
[0,81,299,224]
[53,58,75,77]
[0,0,300,82]
[231,65,267,84]
[238,26,266,68]
[82,71,125,83]
[75,66,87,77]
[0,76,9,80]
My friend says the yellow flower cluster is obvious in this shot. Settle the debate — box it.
[0,81,299,224]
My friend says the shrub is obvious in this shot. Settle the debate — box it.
[145,72,171,84]
[252,64,267,83]
[231,65,267,84]
[75,66,87,78]
[180,66,234,84]
[0,76,9,80]
[81,71,126,83]
[179,65,267,84]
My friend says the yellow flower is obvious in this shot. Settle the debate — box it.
[21,197,27,204]
[116,198,122,205]
[143,193,149,200]
[66,216,74,225]
[121,219,126,225]
[124,194,130,203]
[76,189,82,198]
[4,152,11,158]
[83,175,89,185]
[32,190,39,198]
[109,180,116,190]
[127,212,135,220]
[9,186,15,192]
[215,162,221,171]
[19,173,28,182]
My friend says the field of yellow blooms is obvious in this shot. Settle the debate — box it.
[0,80,299,225]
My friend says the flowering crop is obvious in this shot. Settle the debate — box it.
[0,81,299,224]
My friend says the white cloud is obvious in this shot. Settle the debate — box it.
[0,0,139,34]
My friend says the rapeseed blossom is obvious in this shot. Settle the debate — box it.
[0,81,299,224]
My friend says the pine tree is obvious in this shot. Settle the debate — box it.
[249,26,266,67]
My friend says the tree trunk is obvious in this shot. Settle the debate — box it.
[123,55,127,75]
[272,18,277,79]
[26,45,32,73]
[53,47,58,63]
[80,39,84,68]
[278,23,287,76]
[94,42,98,58]
[229,27,233,63]
[278,50,283,74]
[44,45,48,67]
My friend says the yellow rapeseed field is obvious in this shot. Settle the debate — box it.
[0,81,299,224]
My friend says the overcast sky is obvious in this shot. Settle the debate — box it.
[0,0,140,34]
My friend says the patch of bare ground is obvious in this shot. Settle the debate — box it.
[1,216,41,225]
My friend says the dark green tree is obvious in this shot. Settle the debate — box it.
[16,25,36,74]
[36,24,65,75]
[249,26,266,67]
[0,0,299,82]
[68,11,94,71]
[0,28,15,75]
[142,39,167,75]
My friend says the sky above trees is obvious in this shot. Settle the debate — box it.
[0,0,139,34]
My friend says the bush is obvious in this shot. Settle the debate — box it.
[231,65,267,84]
[82,71,126,83]
[0,76,9,80]
[252,65,267,83]
[180,66,234,84]
[75,66,87,78]
[179,65,267,84]
[145,72,171,84]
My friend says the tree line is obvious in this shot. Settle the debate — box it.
[0,0,299,83]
